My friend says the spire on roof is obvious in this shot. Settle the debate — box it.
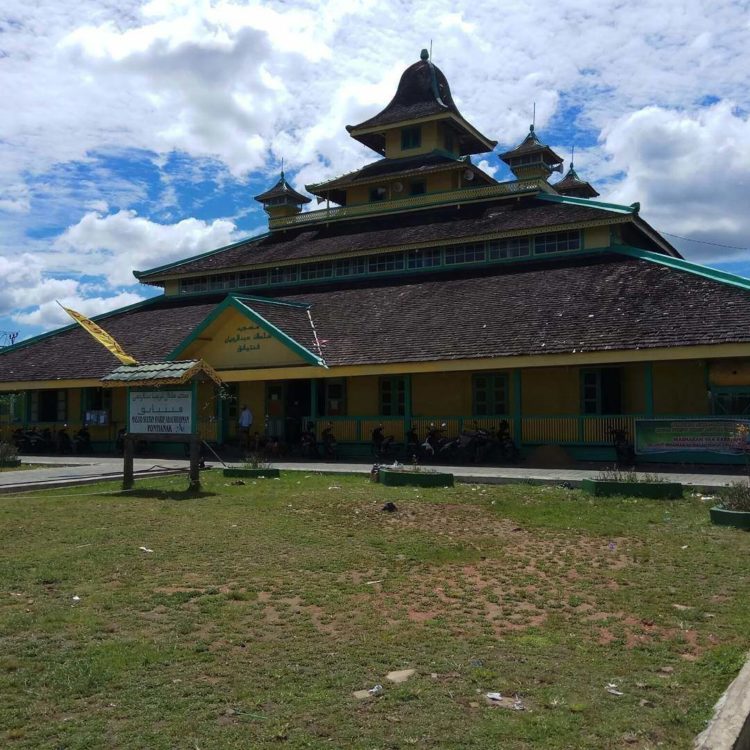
[498,124,563,181]
[553,158,600,198]
[254,167,311,222]
[345,50,497,157]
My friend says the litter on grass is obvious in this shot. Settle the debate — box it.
[139,546,153,553]
[606,683,624,696]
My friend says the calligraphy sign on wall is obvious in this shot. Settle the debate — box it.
[129,391,193,434]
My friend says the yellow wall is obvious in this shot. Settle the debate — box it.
[522,367,579,414]
[653,360,709,414]
[346,168,457,206]
[584,225,610,249]
[347,375,379,414]
[163,280,179,296]
[384,120,440,158]
[709,358,750,386]
[412,371,472,415]
[182,307,306,370]
[622,364,646,413]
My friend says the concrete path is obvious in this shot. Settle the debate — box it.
[0,454,745,493]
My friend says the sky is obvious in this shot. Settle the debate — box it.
[1,0,750,344]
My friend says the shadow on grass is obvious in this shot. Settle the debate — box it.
[115,487,218,501]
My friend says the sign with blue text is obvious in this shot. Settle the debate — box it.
[129,390,192,434]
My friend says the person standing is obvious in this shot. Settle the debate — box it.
[238,404,253,452]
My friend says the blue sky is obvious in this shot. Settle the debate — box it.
[1,0,749,344]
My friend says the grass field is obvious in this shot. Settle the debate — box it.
[1,472,748,749]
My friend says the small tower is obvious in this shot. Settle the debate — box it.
[254,169,311,220]
[499,125,564,181]
[553,161,600,198]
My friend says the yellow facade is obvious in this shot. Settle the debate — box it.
[181,307,306,370]
[653,360,709,415]
[709,358,750,386]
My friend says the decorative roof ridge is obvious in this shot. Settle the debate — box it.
[536,192,637,215]
[135,230,272,281]
[611,245,750,293]
[231,294,311,310]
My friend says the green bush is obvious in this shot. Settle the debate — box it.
[717,481,750,512]
[0,441,18,462]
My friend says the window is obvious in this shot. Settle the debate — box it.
[83,388,112,425]
[324,380,346,416]
[237,270,269,288]
[335,257,367,277]
[445,242,485,265]
[369,187,386,202]
[713,390,750,415]
[534,230,581,255]
[300,261,334,281]
[29,390,67,422]
[401,126,421,150]
[472,374,508,415]
[270,266,298,284]
[368,252,405,274]
[380,377,405,416]
[488,237,531,260]
[581,369,622,415]
[410,181,426,196]
[407,248,441,269]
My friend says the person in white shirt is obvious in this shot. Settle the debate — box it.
[238,405,253,450]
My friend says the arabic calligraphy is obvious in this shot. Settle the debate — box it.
[224,324,272,353]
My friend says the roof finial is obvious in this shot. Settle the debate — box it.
[280,157,285,181]
[570,144,575,170]
[420,48,429,61]
[530,102,536,133]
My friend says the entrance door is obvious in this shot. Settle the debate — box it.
[266,383,285,439]
[285,380,311,445]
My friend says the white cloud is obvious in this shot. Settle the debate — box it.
[13,292,145,331]
[601,102,750,261]
[52,209,240,285]
[2,0,750,338]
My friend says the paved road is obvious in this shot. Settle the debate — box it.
[0,454,744,493]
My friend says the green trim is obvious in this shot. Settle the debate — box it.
[0,296,160,357]
[537,192,637,215]
[612,245,750,292]
[167,295,326,368]
[135,230,272,281]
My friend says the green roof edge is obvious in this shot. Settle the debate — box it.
[0,295,161,358]
[167,295,326,368]
[134,229,272,281]
[537,192,636,215]
[612,245,750,292]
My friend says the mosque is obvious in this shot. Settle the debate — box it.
[2,50,749,463]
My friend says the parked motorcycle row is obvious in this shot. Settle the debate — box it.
[374,421,520,465]
[11,426,92,454]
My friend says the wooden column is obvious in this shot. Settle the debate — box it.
[644,362,654,417]
[123,436,135,490]
[512,369,522,447]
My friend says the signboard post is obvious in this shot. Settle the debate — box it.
[123,389,200,490]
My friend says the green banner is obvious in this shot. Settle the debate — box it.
[635,419,750,455]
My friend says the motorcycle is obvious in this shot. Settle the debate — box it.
[321,423,337,460]
[611,427,635,468]
[372,424,395,460]
[300,422,319,458]
[494,420,520,462]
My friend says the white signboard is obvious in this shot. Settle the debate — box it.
[129,390,193,434]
